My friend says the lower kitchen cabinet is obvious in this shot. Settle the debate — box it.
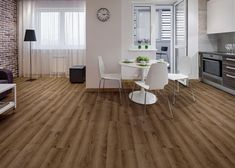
[199,52,235,95]
[223,56,235,90]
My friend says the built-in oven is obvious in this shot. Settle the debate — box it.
[202,54,223,84]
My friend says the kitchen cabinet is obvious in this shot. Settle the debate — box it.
[207,0,235,34]
[199,52,235,95]
[223,56,235,90]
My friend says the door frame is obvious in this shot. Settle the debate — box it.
[173,0,188,73]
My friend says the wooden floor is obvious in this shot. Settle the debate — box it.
[0,78,234,168]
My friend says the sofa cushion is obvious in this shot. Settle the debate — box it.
[0,80,8,84]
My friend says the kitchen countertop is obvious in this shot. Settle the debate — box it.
[199,51,235,57]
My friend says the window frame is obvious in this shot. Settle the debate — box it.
[132,3,153,49]
[132,3,173,49]
[133,5,152,46]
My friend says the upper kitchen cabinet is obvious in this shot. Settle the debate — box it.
[207,0,235,34]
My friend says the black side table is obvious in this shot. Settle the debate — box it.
[69,65,86,83]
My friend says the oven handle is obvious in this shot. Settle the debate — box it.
[202,58,221,62]
[226,58,235,62]
[226,74,235,79]
[226,66,235,70]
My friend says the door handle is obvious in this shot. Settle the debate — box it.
[226,74,235,79]
[226,66,235,70]
[226,58,235,62]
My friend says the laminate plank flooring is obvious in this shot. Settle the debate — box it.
[0,78,234,168]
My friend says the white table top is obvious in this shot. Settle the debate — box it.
[119,59,169,69]
[0,84,16,93]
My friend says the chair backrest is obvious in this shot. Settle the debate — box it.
[161,47,168,52]
[178,56,191,76]
[98,56,105,77]
[146,62,168,90]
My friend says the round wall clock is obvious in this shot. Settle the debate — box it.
[97,8,110,22]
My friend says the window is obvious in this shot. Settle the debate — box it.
[156,9,172,41]
[133,4,172,48]
[37,9,86,49]
[65,12,85,47]
[40,12,60,46]
[133,6,151,46]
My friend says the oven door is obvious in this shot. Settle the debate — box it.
[203,58,222,77]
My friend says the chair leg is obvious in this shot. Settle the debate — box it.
[177,81,180,92]
[173,80,176,105]
[167,95,173,118]
[121,79,127,101]
[162,90,174,118]
[189,81,196,102]
[131,83,136,100]
[103,79,105,90]
[98,79,102,96]
[101,79,105,98]
[118,80,122,104]
[128,82,136,107]
[144,90,147,113]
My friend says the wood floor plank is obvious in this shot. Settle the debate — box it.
[0,78,234,168]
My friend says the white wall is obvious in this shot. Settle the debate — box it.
[198,0,218,52]
[86,0,200,88]
[86,0,122,88]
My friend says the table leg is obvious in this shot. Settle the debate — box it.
[128,68,157,105]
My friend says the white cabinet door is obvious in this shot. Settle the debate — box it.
[207,0,235,34]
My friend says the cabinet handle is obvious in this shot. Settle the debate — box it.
[226,66,235,70]
[226,74,235,79]
[226,58,235,62]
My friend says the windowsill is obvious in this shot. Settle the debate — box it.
[32,48,86,50]
[128,48,158,52]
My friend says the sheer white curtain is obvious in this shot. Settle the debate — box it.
[18,0,86,77]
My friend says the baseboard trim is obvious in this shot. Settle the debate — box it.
[85,88,122,93]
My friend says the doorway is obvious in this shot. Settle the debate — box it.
[155,6,173,72]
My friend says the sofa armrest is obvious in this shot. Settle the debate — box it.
[0,69,13,83]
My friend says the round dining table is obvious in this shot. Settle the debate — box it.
[119,59,168,105]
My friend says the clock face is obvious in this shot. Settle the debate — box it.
[97,8,110,22]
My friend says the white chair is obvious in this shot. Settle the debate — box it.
[168,56,196,105]
[131,63,173,118]
[98,56,123,103]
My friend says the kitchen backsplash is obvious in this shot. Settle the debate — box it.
[198,0,235,53]
[217,32,235,52]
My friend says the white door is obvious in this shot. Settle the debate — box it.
[173,0,188,73]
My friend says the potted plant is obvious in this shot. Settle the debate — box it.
[137,40,142,49]
[136,56,150,63]
[144,39,149,49]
